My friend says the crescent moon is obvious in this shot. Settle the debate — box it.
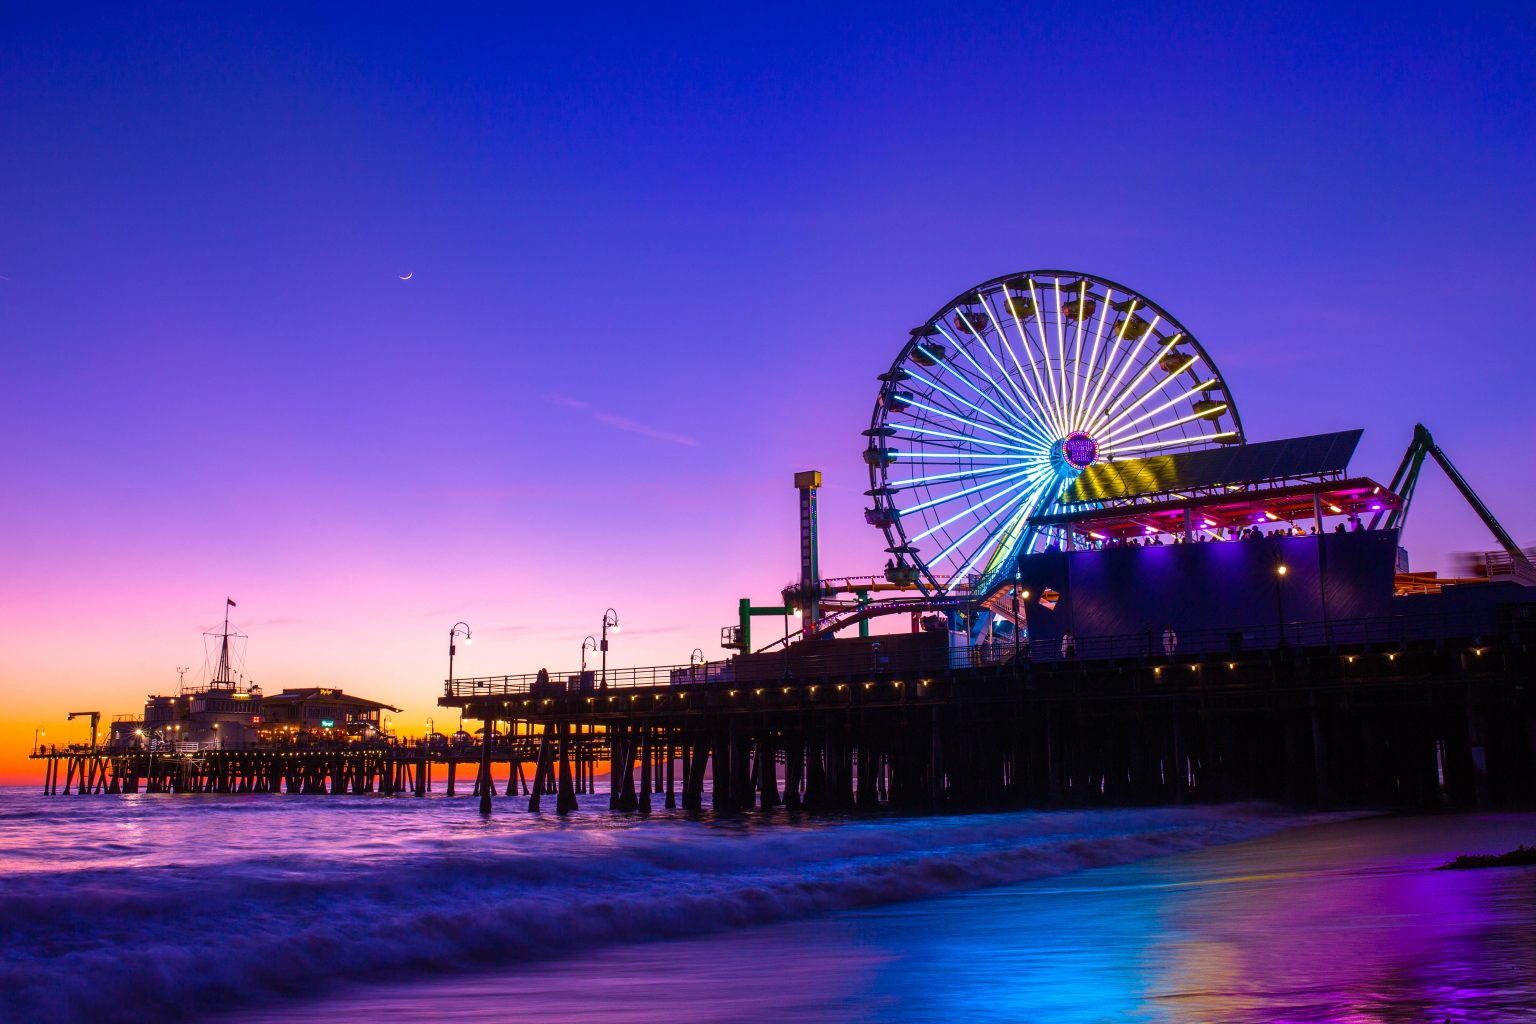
[399,271,414,281]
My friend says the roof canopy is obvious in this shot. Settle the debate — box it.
[1063,429,1364,506]
[1032,476,1400,541]
[261,688,401,713]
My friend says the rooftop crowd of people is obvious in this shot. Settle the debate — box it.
[1064,516,1370,550]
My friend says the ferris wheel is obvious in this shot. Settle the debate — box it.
[864,270,1244,597]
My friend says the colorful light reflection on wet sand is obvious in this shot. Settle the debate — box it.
[232,814,1536,1024]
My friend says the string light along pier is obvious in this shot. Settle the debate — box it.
[33,270,1536,813]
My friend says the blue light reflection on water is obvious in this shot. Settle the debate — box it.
[813,814,1536,1023]
[230,814,1536,1024]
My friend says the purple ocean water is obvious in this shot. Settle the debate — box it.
[3,788,1533,1022]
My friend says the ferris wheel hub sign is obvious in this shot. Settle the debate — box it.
[1058,431,1099,470]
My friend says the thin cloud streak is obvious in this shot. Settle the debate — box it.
[549,394,700,447]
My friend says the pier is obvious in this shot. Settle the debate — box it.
[32,740,580,798]
[440,604,1536,815]
[30,270,1536,820]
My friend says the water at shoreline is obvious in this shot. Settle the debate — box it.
[0,789,1323,1023]
[230,813,1536,1024]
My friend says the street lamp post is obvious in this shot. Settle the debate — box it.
[32,728,44,755]
[600,609,619,691]
[448,622,473,692]
[581,635,598,686]
[1275,564,1289,648]
[690,647,704,683]
[146,728,157,791]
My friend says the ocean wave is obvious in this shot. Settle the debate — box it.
[0,804,1319,1023]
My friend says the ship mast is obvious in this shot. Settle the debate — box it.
[215,598,234,685]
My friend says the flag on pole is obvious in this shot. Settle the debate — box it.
[227,598,237,607]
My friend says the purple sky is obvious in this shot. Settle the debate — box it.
[2,5,1532,762]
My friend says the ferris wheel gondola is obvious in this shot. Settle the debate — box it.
[865,270,1244,599]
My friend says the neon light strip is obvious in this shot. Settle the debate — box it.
[1067,279,1087,429]
[1101,372,1213,435]
[1080,299,1141,429]
[1072,286,1115,432]
[954,304,1043,434]
[1091,314,1166,427]
[901,396,1052,450]
[912,344,1037,438]
[1105,404,1229,447]
[912,473,1047,543]
[1000,291,1066,439]
[978,291,1060,435]
[894,421,1036,454]
[1087,327,1177,430]
[968,472,1064,579]
[1025,277,1065,430]
[1052,278,1069,429]
[906,359,1039,440]
[947,472,1062,577]
[891,453,1029,461]
[928,473,1051,564]
[932,322,1037,430]
[1101,430,1237,456]
[890,462,1037,490]
[902,466,1040,515]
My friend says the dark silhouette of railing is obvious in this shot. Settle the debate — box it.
[444,604,1531,698]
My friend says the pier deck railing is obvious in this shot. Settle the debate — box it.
[445,603,1531,699]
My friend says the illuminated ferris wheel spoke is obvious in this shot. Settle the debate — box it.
[1094,329,1189,430]
[996,295,1065,439]
[868,270,1244,598]
[1073,286,1116,431]
[1052,279,1070,420]
[905,365,1035,440]
[1104,404,1231,449]
[933,321,1036,430]
[956,474,1063,580]
[1081,298,1139,425]
[1105,430,1238,457]
[956,304,1038,426]
[1094,314,1165,423]
[1023,277,1066,427]
[918,336,1037,436]
[899,394,1054,450]
[1085,316,1168,430]
[926,477,1046,566]
[1099,368,1206,446]
[910,473,1050,544]
[977,293,1060,435]
[890,462,1037,490]
[894,423,1037,455]
[1067,280,1088,427]
[893,452,1026,461]
[902,466,1043,516]
[1103,378,1220,437]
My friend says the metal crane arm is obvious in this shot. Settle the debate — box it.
[1378,423,1529,568]
[67,711,102,752]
